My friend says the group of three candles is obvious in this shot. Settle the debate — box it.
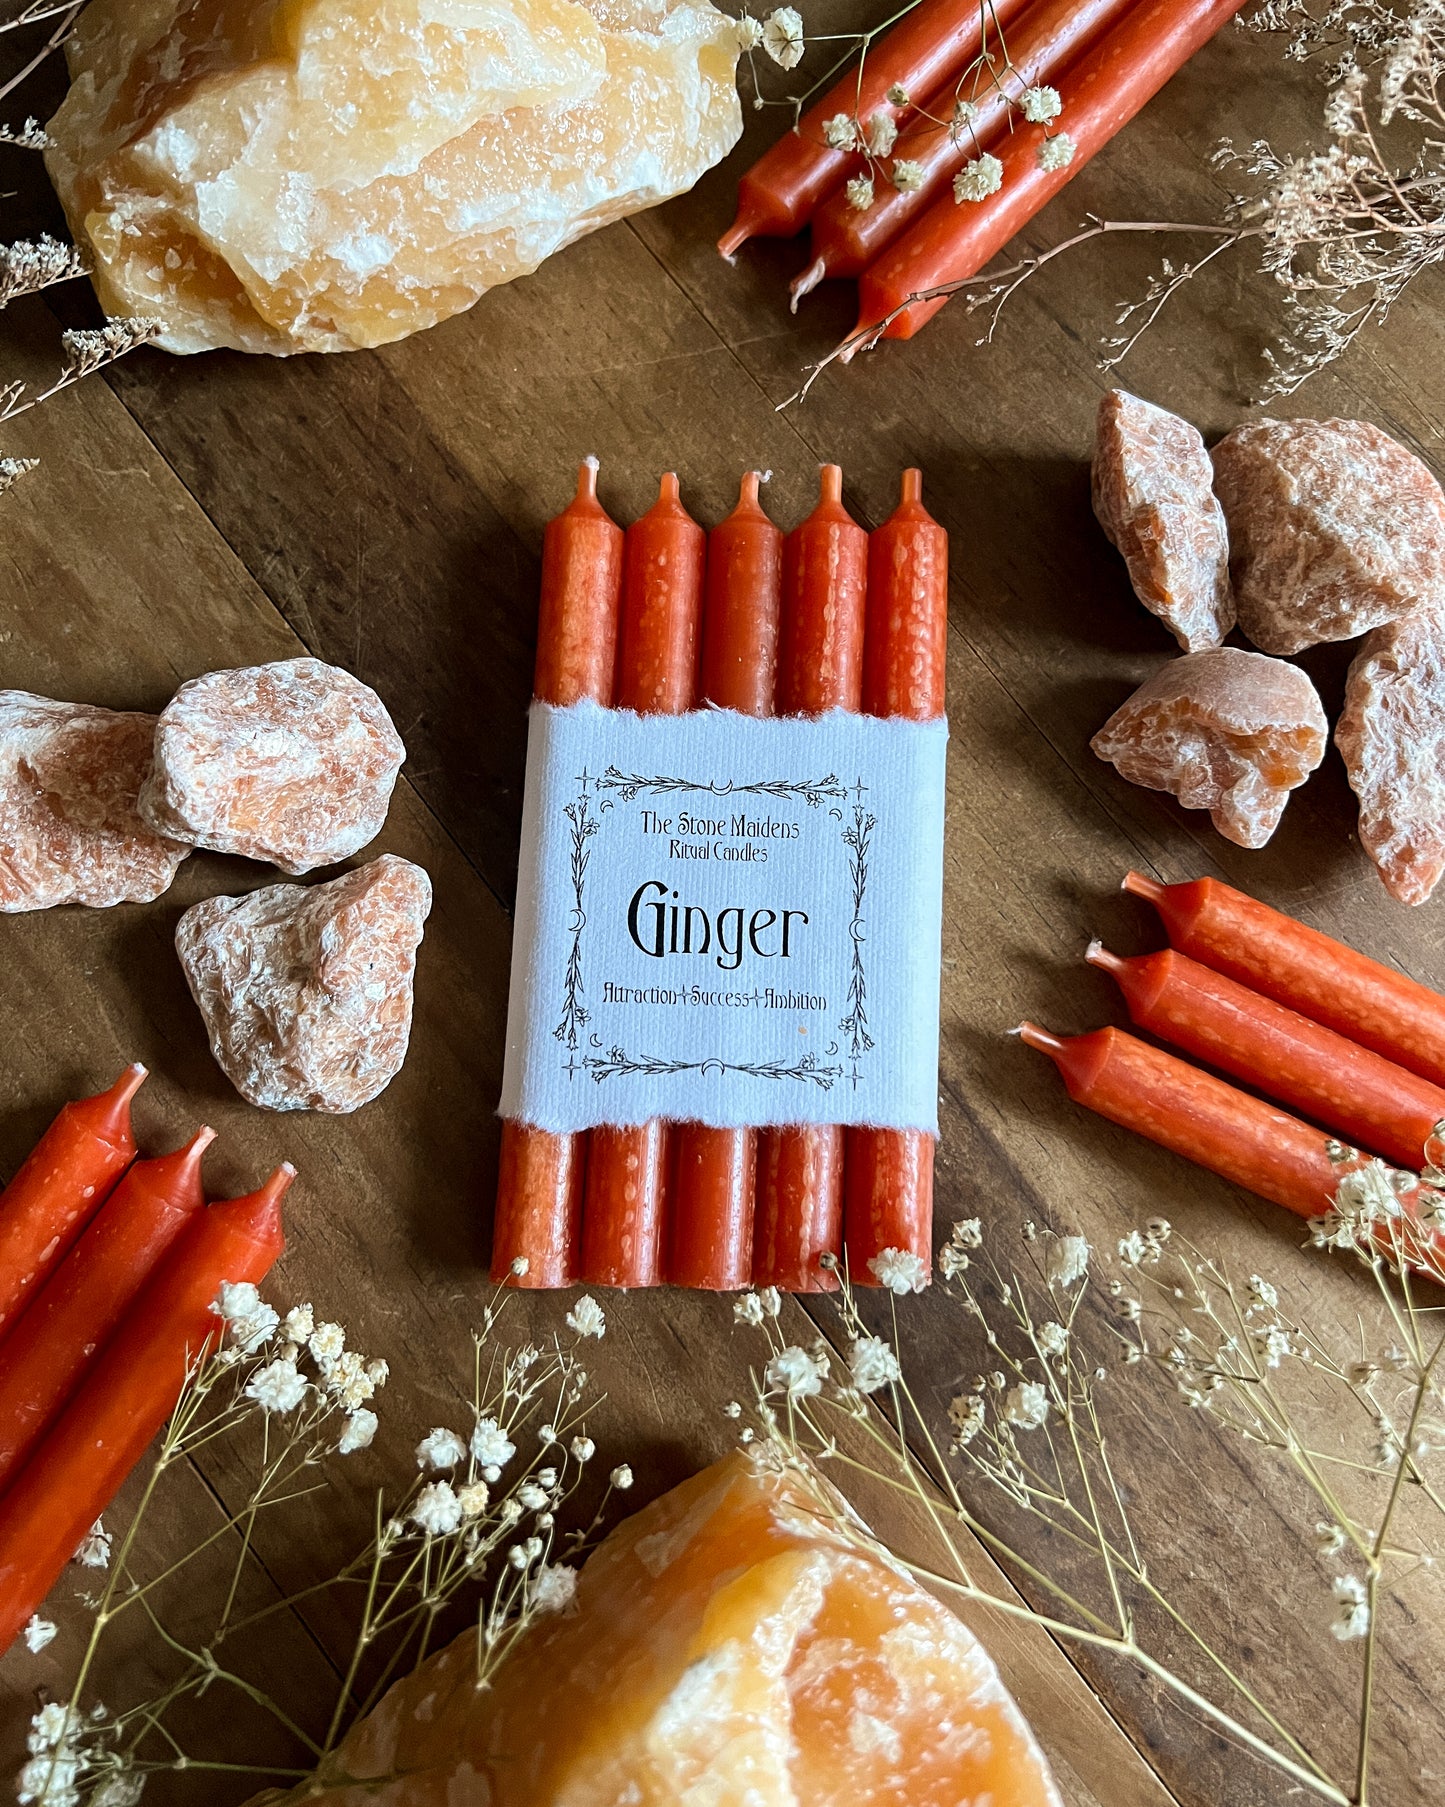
[0,1066,290,1653]
[723,0,1246,352]
[491,459,947,1294]
[1026,873,1445,1230]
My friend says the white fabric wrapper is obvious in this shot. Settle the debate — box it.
[500,701,946,1133]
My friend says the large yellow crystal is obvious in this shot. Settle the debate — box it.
[45,0,743,354]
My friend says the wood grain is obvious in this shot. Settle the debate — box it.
[0,4,1442,1802]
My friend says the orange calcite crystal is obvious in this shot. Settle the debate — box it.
[251,1450,1062,1807]
[45,0,743,354]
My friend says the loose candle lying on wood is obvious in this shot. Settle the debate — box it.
[718,0,1030,256]
[791,0,1135,302]
[493,460,622,1290]
[1019,1021,1342,1219]
[0,1163,291,1654]
[1088,941,1445,1173]
[846,469,947,1283]
[1124,870,1445,1090]
[669,472,781,1290]
[0,1065,146,1345]
[0,1124,214,1493]
[847,0,1244,350]
[582,474,704,1288]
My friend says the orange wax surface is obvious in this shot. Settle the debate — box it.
[493,460,622,1291]
[0,1164,290,1653]
[846,470,946,1283]
[1125,869,1445,1092]
[311,1450,1064,1807]
[670,472,780,1290]
[1021,1021,1341,1219]
[0,1125,213,1494]
[0,1065,146,1344]
[582,474,705,1287]
[1089,942,1445,1172]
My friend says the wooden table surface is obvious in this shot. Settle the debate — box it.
[2,5,1443,1802]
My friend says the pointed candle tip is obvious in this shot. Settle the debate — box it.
[114,1063,148,1105]
[1122,870,1166,904]
[818,463,843,504]
[657,471,681,506]
[738,469,761,508]
[257,1162,298,1206]
[1085,939,1124,975]
[576,457,599,501]
[1017,1021,1066,1057]
[900,468,923,506]
[789,256,826,310]
[717,215,753,260]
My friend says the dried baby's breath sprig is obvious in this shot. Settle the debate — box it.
[731,1161,1443,1806]
[18,1287,619,1806]
[0,116,50,148]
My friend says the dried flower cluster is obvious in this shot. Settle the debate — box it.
[15,1288,619,1806]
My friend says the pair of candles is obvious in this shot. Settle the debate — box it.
[1024,873,1445,1231]
[723,0,1244,352]
[491,460,948,1294]
[0,1067,290,1652]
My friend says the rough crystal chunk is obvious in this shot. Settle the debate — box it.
[1211,417,1445,655]
[1092,389,1232,652]
[139,658,405,875]
[1337,611,1445,906]
[1091,647,1327,848]
[0,691,189,911]
[45,0,744,355]
[261,1450,1062,1807]
[176,854,431,1112]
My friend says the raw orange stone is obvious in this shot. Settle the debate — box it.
[1091,389,1232,652]
[139,658,405,875]
[44,0,744,355]
[0,691,189,910]
[1211,417,1445,655]
[1091,647,1327,848]
[245,1449,1062,1807]
[1337,611,1445,906]
[176,853,431,1112]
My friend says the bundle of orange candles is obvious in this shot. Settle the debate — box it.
[0,1067,291,1652]
[722,0,1244,354]
[492,460,948,1294]
[1022,872,1445,1240]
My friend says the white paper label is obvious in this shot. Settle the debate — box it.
[499,701,946,1134]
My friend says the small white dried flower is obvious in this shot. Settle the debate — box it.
[1252,1324,1292,1368]
[1037,1321,1068,1359]
[890,159,926,192]
[411,1481,463,1537]
[953,98,979,127]
[565,1295,606,1339]
[948,1392,985,1445]
[571,1435,595,1463]
[758,1286,782,1317]
[471,1416,516,1470]
[610,1463,634,1489]
[415,1427,467,1471]
[1046,1234,1090,1287]
[762,6,804,69]
[1020,84,1062,123]
[869,1248,929,1294]
[213,1280,259,1323]
[17,1751,81,1807]
[338,1408,378,1454]
[26,1703,71,1753]
[886,82,910,105]
[1037,132,1076,172]
[457,1480,490,1517]
[844,175,875,211]
[1114,1296,1142,1322]
[1118,1230,1148,1266]
[76,1519,111,1570]
[538,1423,558,1445]
[1315,1520,1347,1556]
[1004,1381,1049,1431]
[766,1344,827,1400]
[90,1778,143,1807]
[499,1497,524,1525]
[531,1562,578,1613]
[735,12,765,48]
[848,1333,901,1394]
[518,1481,550,1511]
[1247,1275,1279,1309]
[510,1256,530,1278]
[952,1217,983,1249]
[823,112,859,151]
[867,111,898,157]
[954,153,1004,202]
[22,1615,56,1654]
[283,1303,315,1344]
[0,456,38,495]
[1331,1573,1370,1640]
[246,1358,307,1414]
[733,1292,766,1326]
[309,1321,345,1363]
[366,1358,390,1388]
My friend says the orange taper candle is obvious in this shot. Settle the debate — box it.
[719,0,1030,256]
[582,474,705,1287]
[754,464,867,1291]
[0,1065,146,1345]
[1125,870,1445,1092]
[791,0,1134,302]
[0,1125,214,1493]
[846,469,947,1285]
[670,472,781,1289]
[0,1164,291,1653]
[1088,941,1445,1173]
[492,460,622,1290]
[845,0,1244,350]
[1020,1021,1341,1219]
